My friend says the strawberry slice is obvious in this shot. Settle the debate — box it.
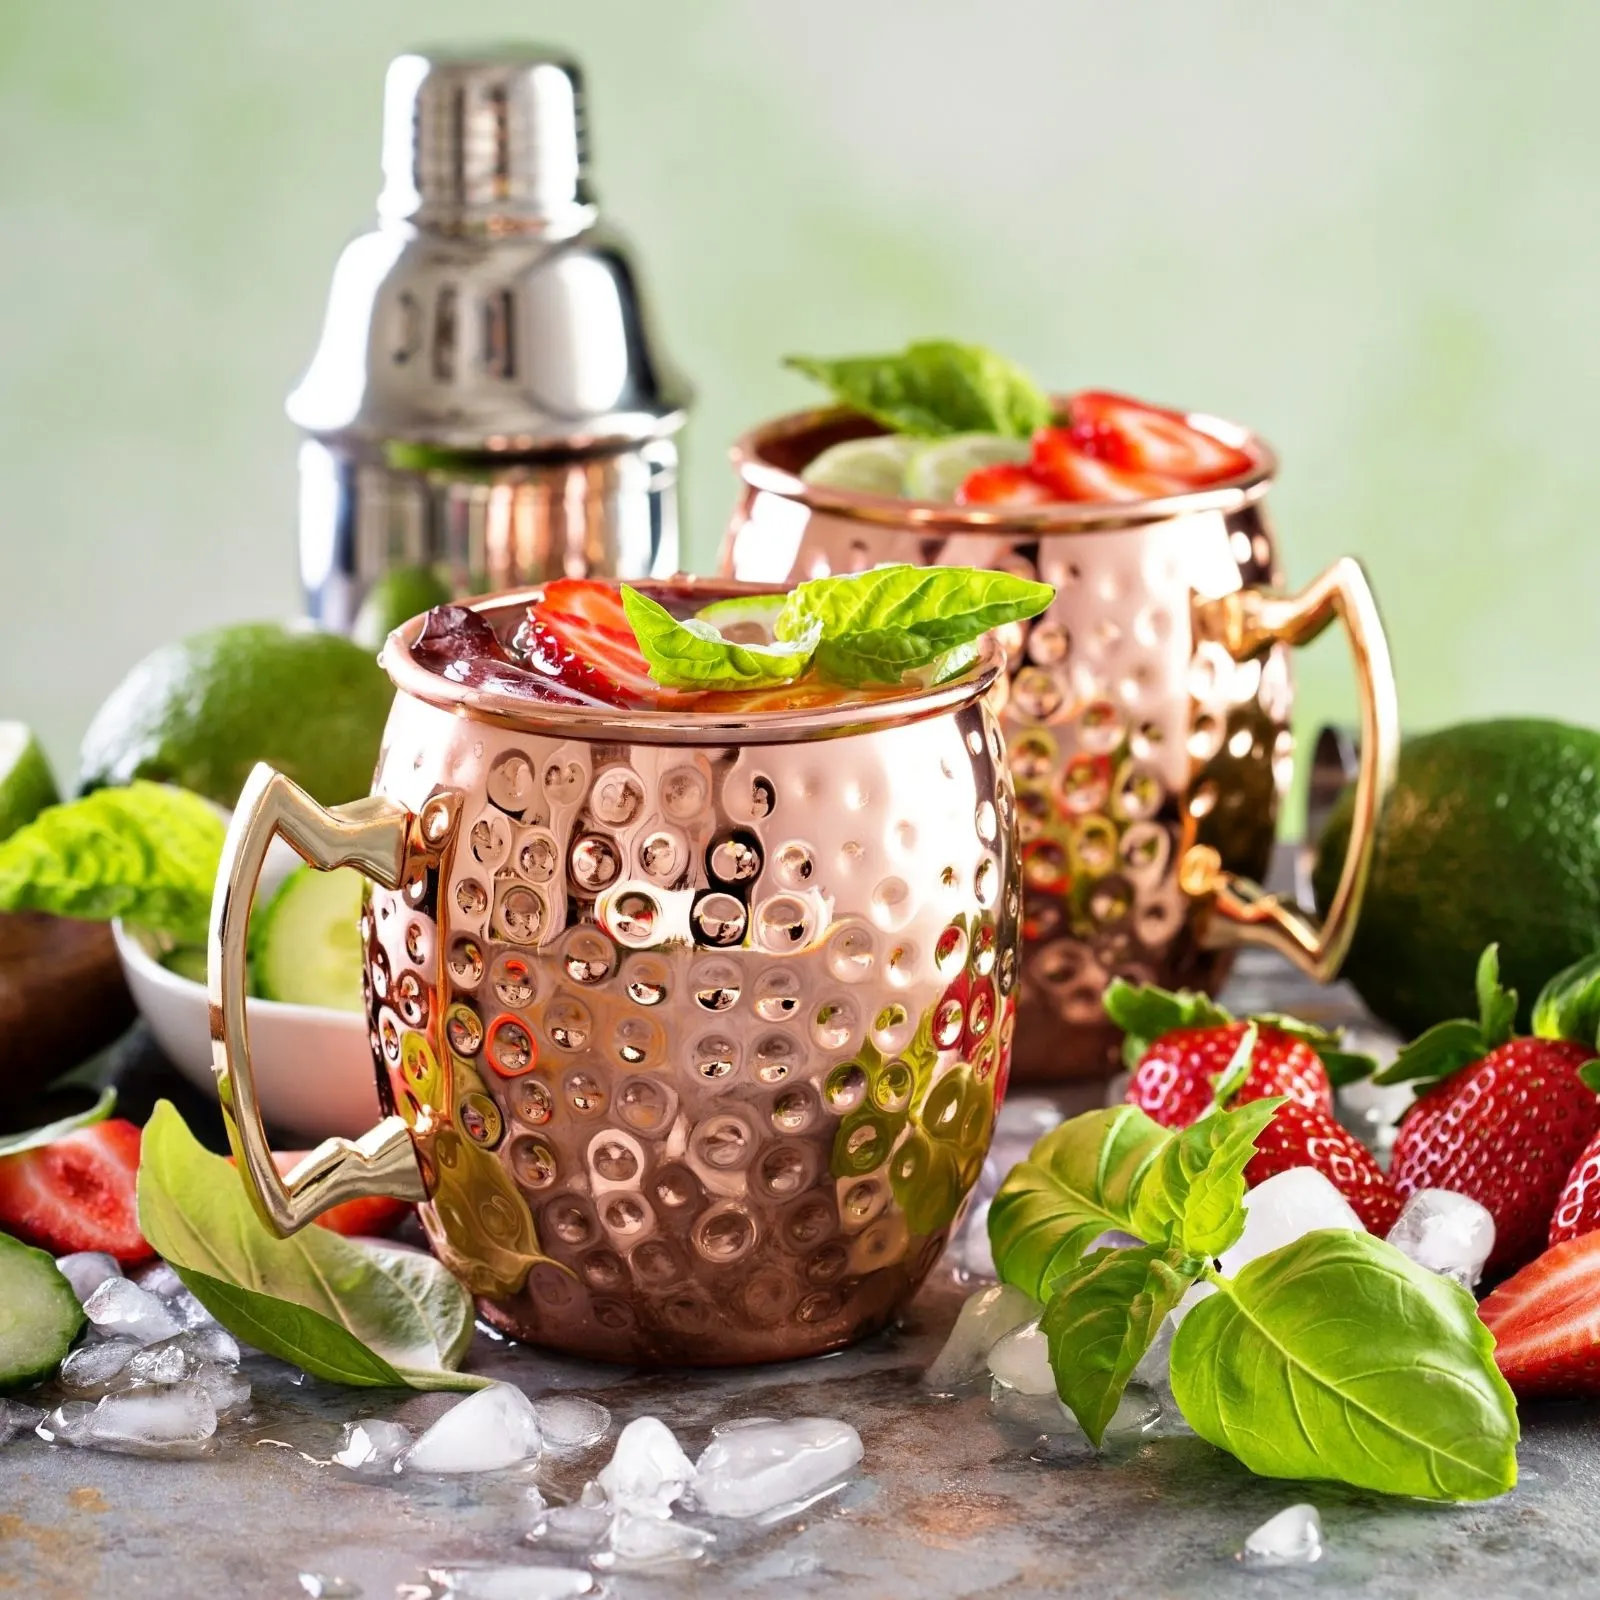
[956,462,1057,507]
[268,1153,411,1238]
[0,1118,151,1263]
[1479,1232,1600,1397]
[1030,426,1191,502]
[1068,391,1254,485]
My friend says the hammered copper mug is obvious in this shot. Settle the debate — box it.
[719,406,1399,1083]
[210,582,1019,1365]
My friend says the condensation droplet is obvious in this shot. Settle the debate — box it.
[592,1140,640,1183]
[870,877,912,931]
[754,1034,800,1083]
[934,922,968,976]
[510,1137,556,1189]
[753,967,801,1021]
[618,1077,671,1133]
[771,1090,815,1133]
[512,1077,553,1125]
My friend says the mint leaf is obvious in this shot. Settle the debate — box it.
[1532,951,1600,1048]
[1374,1018,1488,1087]
[1041,1243,1202,1445]
[621,585,818,691]
[137,1102,483,1391]
[1170,1231,1519,1501]
[988,1106,1170,1301]
[774,565,1054,687]
[0,1086,116,1158]
[1130,1097,1280,1257]
[0,782,224,943]
[1475,944,1518,1049]
[784,341,1053,439]
[1102,979,1232,1070]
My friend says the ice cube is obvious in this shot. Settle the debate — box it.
[298,1576,362,1599]
[45,1383,217,1456]
[0,1398,44,1445]
[136,1261,185,1299]
[128,1342,190,1385]
[192,1365,251,1419]
[592,1510,713,1570]
[1242,1502,1322,1565]
[691,1417,863,1518]
[169,1288,219,1330]
[986,1320,1055,1395]
[926,1284,1041,1390]
[401,1383,542,1474]
[1131,1313,1175,1394]
[59,1337,141,1396]
[595,1417,694,1514]
[1385,1189,1496,1288]
[177,1326,240,1368]
[1218,1168,1362,1277]
[54,1251,121,1303]
[529,1501,612,1547]
[82,1277,184,1345]
[534,1395,611,1451]
[425,1566,593,1599]
[333,1418,415,1471]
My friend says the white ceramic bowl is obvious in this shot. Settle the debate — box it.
[111,843,380,1142]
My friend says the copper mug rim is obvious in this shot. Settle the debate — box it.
[380,575,1005,745]
[729,398,1279,535]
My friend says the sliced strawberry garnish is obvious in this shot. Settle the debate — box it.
[1068,391,1254,486]
[1479,1233,1600,1398]
[1030,426,1190,502]
[535,578,637,639]
[0,1118,151,1263]
[1246,1100,1401,1235]
[956,462,1057,507]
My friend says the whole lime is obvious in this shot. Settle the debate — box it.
[352,565,454,653]
[1314,718,1600,1036]
[77,623,393,808]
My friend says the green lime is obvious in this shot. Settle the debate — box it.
[694,594,786,644]
[78,623,394,809]
[903,433,1030,502]
[353,565,454,652]
[800,436,920,496]
[0,723,59,843]
[1315,718,1600,1036]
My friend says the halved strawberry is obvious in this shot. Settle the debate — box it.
[956,462,1057,506]
[1030,426,1190,502]
[1068,391,1254,485]
[1246,1099,1402,1234]
[1479,1232,1600,1398]
[0,1118,151,1263]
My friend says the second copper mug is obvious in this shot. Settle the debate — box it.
[720,406,1400,1083]
[209,584,1018,1365]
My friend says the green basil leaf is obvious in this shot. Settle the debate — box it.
[1373,1018,1487,1087]
[774,565,1055,687]
[1170,1231,1519,1501]
[988,1106,1171,1301]
[1207,1023,1258,1109]
[1532,951,1600,1049]
[0,783,224,944]
[1041,1243,1202,1445]
[1475,943,1518,1049]
[0,1086,116,1158]
[621,585,818,691]
[1130,1097,1280,1257]
[137,1102,482,1391]
[784,340,1053,439]
[1102,979,1233,1070]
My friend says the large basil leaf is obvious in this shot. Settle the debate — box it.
[988,1106,1170,1301]
[784,340,1053,439]
[0,783,224,943]
[774,565,1055,687]
[1041,1243,1201,1445]
[1170,1230,1519,1501]
[138,1102,481,1391]
[1131,1098,1280,1257]
[621,585,818,691]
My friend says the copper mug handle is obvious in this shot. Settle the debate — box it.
[1182,556,1399,982]
[209,763,428,1237]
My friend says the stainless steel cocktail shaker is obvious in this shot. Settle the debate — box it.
[288,49,689,629]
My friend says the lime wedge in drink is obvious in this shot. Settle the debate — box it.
[0,723,60,843]
[694,594,786,644]
[903,434,1031,503]
[800,436,920,497]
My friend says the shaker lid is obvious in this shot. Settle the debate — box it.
[287,47,689,452]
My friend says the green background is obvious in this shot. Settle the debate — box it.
[4,1,1596,805]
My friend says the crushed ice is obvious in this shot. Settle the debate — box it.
[690,1417,863,1518]
[533,1395,611,1451]
[1242,1502,1323,1565]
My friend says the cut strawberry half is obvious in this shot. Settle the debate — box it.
[268,1153,411,1238]
[1068,391,1254,485]
[0,1118,151,1263]
[1479,1232,1600,1398]
[955,462,1057,507]
[1029,426,1191,502]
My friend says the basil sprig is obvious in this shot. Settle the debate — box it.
[988,1102,1519,1500]
[621,587,820,691]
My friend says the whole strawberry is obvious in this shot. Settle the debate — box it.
[1245,1099,1402,1234]
[1383,946,1600,1277]
[1549,1126,1600,1246]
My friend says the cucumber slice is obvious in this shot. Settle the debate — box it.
[903,434,1030,503]
[247,864,366,1013]
[694,594,787,645]
[161,944,210,986]
[799,436,919,496]
[0,1233,84,1391]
